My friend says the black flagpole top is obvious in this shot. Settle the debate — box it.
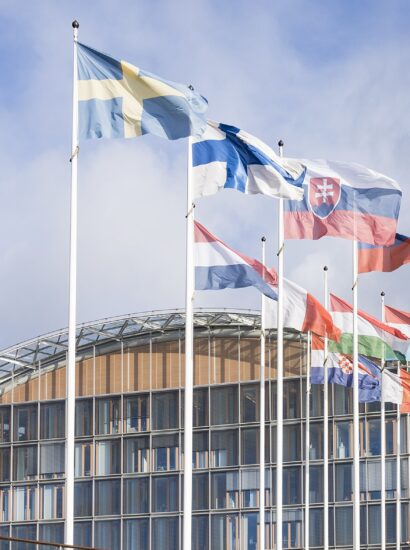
[381,291,385,297]
[261,236,266,242]
[278,139,284,147]
[72,20,80,29]
[324,266,328,271]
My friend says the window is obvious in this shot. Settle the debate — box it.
[0,486,9,521]
[211,514,239,549]
[241,428,258,465]
[309,383,324,417]
[39,523,64,549]
[152,391,178,430]
[211,471,239,509]
[75,441,92,477]
[241,385,259,423]
[13,485,36,521]
[94,520,121,550]
[123,477,149,514]
[41,484,64,519]
[334,384,352,415]
[152,433,179,471]
[309,508,323,547]
[367,418,381,456]
[96,397,120,435]
[335,421,352,458]
[124,436,150,473]
[0,447,10,481]
[152,517,179,550]
[283,425,301,462]
[14,405,37,441]
[95,440,120,476]
[241,469,260,508]
[124,518,149,550]
[152,475,179,512]
[283,380,300,419]
[193,431,208,469]
[125,394,149,432]
[283,467,301,505]
[211,386,238,425]
[309,465,324,503]
[193,516,209,550]
[74,482,92,517]
[40,402,65,439]
[13,525,37,547]
[75,522,92,547]
[40,443,65,479]
[368,504,381,544]
[193,388,208,427]
[335,506,353,546]
[193,473,209,510]
[0,407,10,443]
[95,480,121,516]
[241,513,258,550]
[13,445,37,480]
[283,509,303,549]
[75,399,93,437]
[211,429,238,467]
[309,422,324,460]
[335,463,352,501]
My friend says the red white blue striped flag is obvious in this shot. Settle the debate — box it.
[358,233,410,273]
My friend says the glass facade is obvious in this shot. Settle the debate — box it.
[0,312,408,549]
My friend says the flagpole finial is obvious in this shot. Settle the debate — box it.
[72,20,79,29]
[324,266,328,271]
[381,291,385,297]
[261,236,266,242]
[278,139,284,147]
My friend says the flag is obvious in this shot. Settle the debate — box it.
[77,43,207,140]
[265,277,340,340]
[194,221,278,300]
[381,368,410,412]
[284,159,401,246]
[311,335,381,402]
[329,293,408,360]
[192,121,305,200]
[385,304,410,360]
[358,233,410,273]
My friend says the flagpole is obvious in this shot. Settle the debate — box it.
[260,236,266,550]
[304,330,311,550]
[396,369,401,550]
[381,291,386,550]
[352,239,360,550]
[183,136,194,550]
[323,266,329,550]
[66,20,79,546]
[276,139,284,550]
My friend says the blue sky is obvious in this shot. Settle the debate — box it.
[0,0,410,348]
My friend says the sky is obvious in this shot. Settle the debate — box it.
[0,0,410,350]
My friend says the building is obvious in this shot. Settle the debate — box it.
[0,310,408,549]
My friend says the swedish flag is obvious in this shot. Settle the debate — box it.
[77,43,208,140]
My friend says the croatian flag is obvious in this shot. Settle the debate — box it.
[194,221,278,300]
[192,121,305,201]
[311,335,381,402]
[358,233,410,273]
[284,159,402,246]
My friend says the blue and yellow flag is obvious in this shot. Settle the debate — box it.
[77,43,208,141]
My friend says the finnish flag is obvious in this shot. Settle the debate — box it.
[192,121,305,200]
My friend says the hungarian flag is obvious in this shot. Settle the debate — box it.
[265,277,341,340]
[311,334,381,402]
[358,233,410,274]
[329,293,408,360]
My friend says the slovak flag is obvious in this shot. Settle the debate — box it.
[284,159,402,246]
[194,221,278,300]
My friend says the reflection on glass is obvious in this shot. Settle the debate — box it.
[152,517,179,550]
[96,398,120,435]
[152,475,178,512]
[152,391,178,430]
[95,440,120,476]
[124,518,149,550]
[211,430,238,467]
[123,477,149,514]
[125,394,149,432]
[40,402,65,439]
[95,480,121,516]
[152,433,179,471]
[124,437,150,473]
[211,386,238,425]
[14,405,37,442]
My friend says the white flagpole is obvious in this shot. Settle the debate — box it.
[276,139,284,550]
[352,240,360,550]
[304,330,311,550]
[396,367,401,550]
[381,291,386,550]
[66,19,79,546]
[323,266,329,550]
[260,236,266,550]
[183,136,194,550]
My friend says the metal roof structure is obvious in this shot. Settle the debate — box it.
[0,309,268,387]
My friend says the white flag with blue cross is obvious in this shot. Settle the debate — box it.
[192,120,305,200]
[77,43,208,141]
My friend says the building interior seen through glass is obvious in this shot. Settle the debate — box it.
[0,312,408,549]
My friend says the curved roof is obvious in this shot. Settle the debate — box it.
[0,309,267,385]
